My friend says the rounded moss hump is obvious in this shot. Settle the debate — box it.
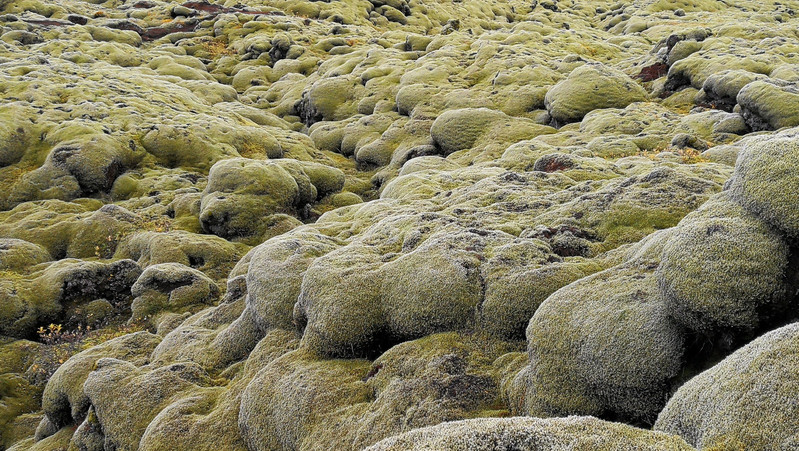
[656,192,791,342]
[728,135,799,237]
[544,64,648,126]
[523,263,686,425]
[655,322,799,450]
[365,416,694,450]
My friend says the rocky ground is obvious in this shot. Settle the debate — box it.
[0,0,798,449]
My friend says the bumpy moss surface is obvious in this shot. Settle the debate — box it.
[655,322,799,450]
[728,135,799,236]
[366,416,694,450]
[657,192,791,341]
[523,259,686,425]
[3,0,799,448]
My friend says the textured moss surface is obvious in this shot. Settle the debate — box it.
[366,416,694,450]
[655,322,799,450]
[3,0,799,448]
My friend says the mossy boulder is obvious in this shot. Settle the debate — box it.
[700,69,767,111]
[523,259,686,424]
[0,258,141,338]
[480,252,600,340]
[0,373,40,449]
[655,322,799,450]
[430,107,554,157]
[430,108,508,155]
[737,80,799,131]
[0,239,51,271]
[533,165,728,252]
[656,193,791,341]
[66,204,139,259]
[199,158,344,243]
[366,416,694,450]
[115,230,247,281]
[41,331,161,432]
[46,133,144,194]
[130,263,220,324]
[0,102,38,167]
[83,359,212,450]
[544,64,648,126]
[298,76,366,125]
[140,122,281,172]
[199,158,302,242]
[239,349,372,451]
[728,135,799,236]
[246,230,341,331]
[240,332,514,450]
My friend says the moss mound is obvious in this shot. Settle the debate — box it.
[655,322,799,450]
[366,416,694,450]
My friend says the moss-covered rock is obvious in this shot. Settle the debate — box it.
[523,260,685,424]
[0,258,140,338]
[199,158,344,243]
[83,358,212,450]
[115,230,247,282]
[655,322,799,450]
[544,64,648,126]
[430,107,555,159]
[700,69,767,111]
[737,80,799,131]
[728,135,799,236]
[656,193,790,341]
[239,348,371,450]
[130,263,220,325]
[366,416,694,450]
[41,331,160,432]
[0,238,51,271]
[246,229,341,331]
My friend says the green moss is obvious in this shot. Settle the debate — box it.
[366,416,694,450]
[0,239,51,271]
[655,323,799,450]
[656,192,790,339]
[480,257,602,339]
[737,80,799,130]
[523,262,686,425]
[597,204,690,251]
[130,263,220,325]
[0,373,41,449]
[82,359,212,450]
[728,135,799,235]
[115,230,248,282]
[40,332,161,433]
[545,64,648,126]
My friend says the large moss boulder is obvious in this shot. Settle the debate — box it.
[655,322,799,450]
[246,230,341,331]
[0,258,141,338]
[130,263,220,324]
[40,332,161,432]
[199,158,343,243]
[0,239,51,271]
[701,69,767,111]
[656,193,791,342]
[544,64,648,126]
[430,108,554,157]
[239,349,372,451]
[82,358,212,450]
[523,260,686,424]
[115,230,247,281]
[366,416,694,450]
[736,80,799,130]
[728,135,799,237]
